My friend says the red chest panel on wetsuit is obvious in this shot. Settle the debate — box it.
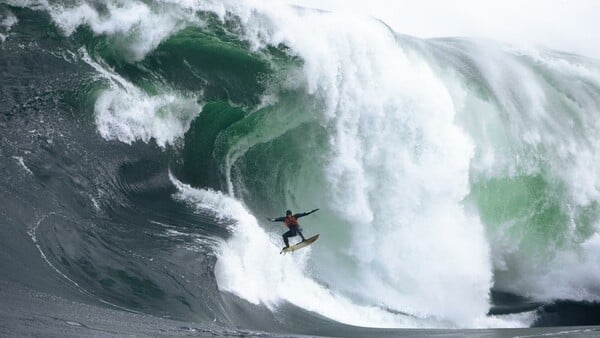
[284,216,298,228]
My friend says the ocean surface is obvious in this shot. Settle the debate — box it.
[2,1,600,336]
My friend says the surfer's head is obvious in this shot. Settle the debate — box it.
[286,210,292,216]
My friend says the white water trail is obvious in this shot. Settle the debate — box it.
[170,174,430,328]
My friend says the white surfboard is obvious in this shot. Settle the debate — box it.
[280,234,319,254]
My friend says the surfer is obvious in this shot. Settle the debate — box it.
[268,209,319,250]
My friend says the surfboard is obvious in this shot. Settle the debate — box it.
[280,234,319,254]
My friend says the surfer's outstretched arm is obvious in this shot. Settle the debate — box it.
[294,208,319,219]
[267,216,286,222]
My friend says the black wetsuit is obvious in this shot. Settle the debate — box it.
[269,210,318,248]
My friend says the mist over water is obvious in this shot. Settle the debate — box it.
[287,0,600,60]
[3,0,600,332]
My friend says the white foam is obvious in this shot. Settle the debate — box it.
[12,156,32,175]
[0,10,18,42]
[80,49,201,147]
[26,0,196,61]
[24,1,207,147]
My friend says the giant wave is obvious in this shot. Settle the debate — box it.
[2,0,600,335]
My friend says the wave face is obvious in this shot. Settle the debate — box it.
[3,0,600,332]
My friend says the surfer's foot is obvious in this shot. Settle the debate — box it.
[282,246,289,250]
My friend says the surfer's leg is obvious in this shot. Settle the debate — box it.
[282,230,294,247]
[298,227,306,241]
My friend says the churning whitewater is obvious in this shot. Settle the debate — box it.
[3,0,600,332]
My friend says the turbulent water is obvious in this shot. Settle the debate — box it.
[2,0,600,336]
